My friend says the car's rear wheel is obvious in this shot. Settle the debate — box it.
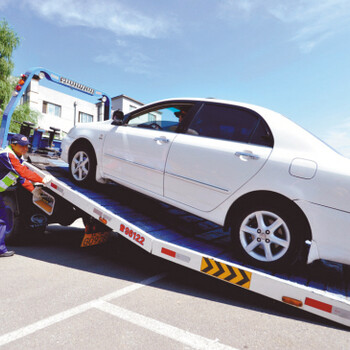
[69,144,96,186]
[230,201,306,269]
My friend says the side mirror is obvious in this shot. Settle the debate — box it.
[112,109,124,126]
[112,119,123,126]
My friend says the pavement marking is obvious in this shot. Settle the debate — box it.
[1,270,238,350]
[0,273,166,347]
[101,272,167,302]
[96,300,238,350]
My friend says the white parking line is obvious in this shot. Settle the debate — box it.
[0,273,166,347]
[96,300,238,350]
[0,272,238,350]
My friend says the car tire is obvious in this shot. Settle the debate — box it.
[69,144,97,187]
[230,200,306,270]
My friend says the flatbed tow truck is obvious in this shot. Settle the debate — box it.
[1,67,350,328]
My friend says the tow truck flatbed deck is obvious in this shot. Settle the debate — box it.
[6,68,349,329]
[26,156,350,328]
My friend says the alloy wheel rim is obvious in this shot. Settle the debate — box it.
[71,151,89,181]
[239,210,291,262]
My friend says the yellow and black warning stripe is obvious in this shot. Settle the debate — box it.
[200,257,252,289]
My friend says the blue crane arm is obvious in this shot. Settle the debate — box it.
[0,67,111,148]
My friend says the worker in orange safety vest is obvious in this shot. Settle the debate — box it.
[0,134,52,257]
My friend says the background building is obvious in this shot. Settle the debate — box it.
[21,77,144,137]
[112,94,143,114]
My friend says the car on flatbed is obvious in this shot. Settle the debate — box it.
[61,97,350,270]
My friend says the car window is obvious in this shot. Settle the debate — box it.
[188,104,259,143]
[126,104,195,133]
[249,119,274,147]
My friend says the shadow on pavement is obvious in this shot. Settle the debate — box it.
[8,224,349,333]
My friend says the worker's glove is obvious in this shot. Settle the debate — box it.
[32,187,43,201]
[42,175,53,185]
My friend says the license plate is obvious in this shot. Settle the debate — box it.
[80,231,110,247]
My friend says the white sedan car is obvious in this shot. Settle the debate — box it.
[61,98,350,269]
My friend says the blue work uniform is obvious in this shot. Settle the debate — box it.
[0,146,43,254]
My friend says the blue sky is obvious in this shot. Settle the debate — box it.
[1,0,350,155]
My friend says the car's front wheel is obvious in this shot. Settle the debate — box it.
[230,202,306,269]
[69,144,96,186]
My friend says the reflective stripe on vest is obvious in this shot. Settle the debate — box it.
[0,146,20,192]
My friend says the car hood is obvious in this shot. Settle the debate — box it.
[66,120,113,136]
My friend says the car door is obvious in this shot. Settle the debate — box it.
[102,102,196,196]
[164,103,274,211]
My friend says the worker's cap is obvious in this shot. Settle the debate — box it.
[11,134,30,146]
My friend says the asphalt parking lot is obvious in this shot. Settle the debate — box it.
[1,221,350,350]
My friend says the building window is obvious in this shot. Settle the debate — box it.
[42,101,61,117]
[148,113,156,122]
[79,112,93,123]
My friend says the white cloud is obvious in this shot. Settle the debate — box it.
[322,119,350,157]
[22,0,173,39]
[94,43,154,76]
[235,0,255,13]
[218,0,255,18]
[219,0,350,52]
[0,0,11,11]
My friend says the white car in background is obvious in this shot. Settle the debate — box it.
[61,98,350,270]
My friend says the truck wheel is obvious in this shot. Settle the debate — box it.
[69,144,96,186]
[4,188,49,245]
[27,213,48,241]
[230,202,306,270]
[3,192,22,245]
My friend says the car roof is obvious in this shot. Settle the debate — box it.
[136,97,337,157]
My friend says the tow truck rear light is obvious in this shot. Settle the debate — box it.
[15,74,27,92]
[99,217,107,225]
[282,296,303,307]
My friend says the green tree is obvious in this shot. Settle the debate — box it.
[0,20,39,135]
[10,103,39,133]
[0,19,20,112]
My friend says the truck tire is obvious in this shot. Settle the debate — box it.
[3,187,48,245]
[2,191,22,245]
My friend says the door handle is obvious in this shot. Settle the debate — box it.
[235,151,260,160]
[154,136,169,143]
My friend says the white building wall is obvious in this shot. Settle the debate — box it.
[111,95,163,124]
[112,95,143,114]
[111,98,123,112]
[34,85,98,135]
[22,83,146,138]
